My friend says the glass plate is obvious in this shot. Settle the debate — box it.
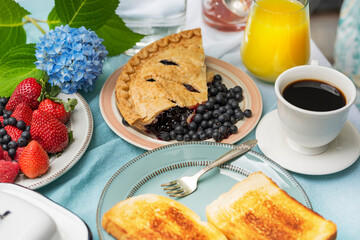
[96,142,311,239]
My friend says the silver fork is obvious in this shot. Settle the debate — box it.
[160,139,258,198]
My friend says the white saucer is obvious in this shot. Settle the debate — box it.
[256,110,360,175]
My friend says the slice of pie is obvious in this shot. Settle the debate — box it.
[115,28,207,133]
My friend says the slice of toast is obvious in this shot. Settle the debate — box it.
[206,172,337,240]
[102,194,227,240]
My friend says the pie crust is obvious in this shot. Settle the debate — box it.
[115,28,207,130]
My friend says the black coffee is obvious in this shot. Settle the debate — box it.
[282,79,346,111]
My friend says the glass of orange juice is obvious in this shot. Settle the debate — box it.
[240,0,310,82]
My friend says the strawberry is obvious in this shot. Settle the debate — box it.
[0,147,3,160]
[38,99,71,123]
[19,140,49,179]
[4,125,23,142]
[5,78,42,111]
[0,160,20,183]
[14,147,26,162]
[0,116,3,124]
[11,102,33,126]
[30,110,69,153]
[3,151,12,161]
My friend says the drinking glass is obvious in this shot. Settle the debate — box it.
[202,0,252,31]
[240,0,310,82]
[116,0,187,56]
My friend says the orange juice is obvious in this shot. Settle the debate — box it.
[241,0,310,82]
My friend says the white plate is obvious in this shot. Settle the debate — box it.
[14,93,93,189]
[99,56,263,150]
[0,183,92,239]
[256,110,360,175]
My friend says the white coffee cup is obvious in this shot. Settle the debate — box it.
[275,61,356,155]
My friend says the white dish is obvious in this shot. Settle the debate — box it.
[0,183,92,240]
[99,56,262,150]
[15,93,93,189]
[256,110,360,175]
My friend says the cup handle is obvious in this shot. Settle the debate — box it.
[311,59,319,66]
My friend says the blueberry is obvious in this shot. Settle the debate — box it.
[16,120,26,131]
[196,105,206,114]
[198,131,207,141]
[215,93,225,104]
[203,112,212,120]
[2,113,10,119]
[218,114,227,123]
[8,141,17,149]
[8,148,16,159]
[235,93,243,102]
[2,144,8,151]
[209,87,218,96]
[17,137,27,147]
[235,111,244,120]
[213,74,222,81]
[218,126,227,135]
[230,101,239,109]
[208,97,216,104]
[230,116,237,124]
[207,119,214,127]
[0,128,6,137]
[226,92,234,99]
[21,131,31,140]
[223,122,232,128]
[188,130,196,136]
[2,135,11,144]
[244,109,252,118]
[205,128,213,138]
[214,104,220,110]
[0,97,7,106]
[219,106,226,113]
[205,101,214,111]
[224,104,232,110]
[188,121,197,130]
[226,109,234,116]
[25,126,30,132]
[212,131,221,141]
[230,125,238,134]
[174,125,184,134]
[180,121,188,128]
[169,130,177,140]
[193,114,203,124]
[176,135,184,141]
[212,119,222,129]
[183,134,191,141]
[233,86,243,94]
[8,117,17,126]
[3,119,9,126]
[200,120,208,129]
[159,132,170,141]
[191,133,200,141]
[212,110,221,119]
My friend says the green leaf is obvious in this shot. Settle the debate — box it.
[48,7,62,30]
[0,0,30,57]
[96,14,145,56]
[55,0,119,30]
[0,44,44,97]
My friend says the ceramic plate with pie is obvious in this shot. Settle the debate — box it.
[100,56,262,150]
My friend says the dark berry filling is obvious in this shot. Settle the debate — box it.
[145,106,194,137]
[183,84,199,93]
[160,60,179,66]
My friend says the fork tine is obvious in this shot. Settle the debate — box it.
[160,180,178,187]
[166,189,185,195]
[169,192,189,198]
[163,184,181,190]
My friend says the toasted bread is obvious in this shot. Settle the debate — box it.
[206,172,337,240]
[102,194,227,240]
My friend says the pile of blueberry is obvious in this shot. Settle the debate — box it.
[144,74,252,142]
[0,97,31,159]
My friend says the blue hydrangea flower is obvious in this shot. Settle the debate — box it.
[35,25,108,94]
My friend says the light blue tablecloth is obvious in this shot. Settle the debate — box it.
[17,0,360,239]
